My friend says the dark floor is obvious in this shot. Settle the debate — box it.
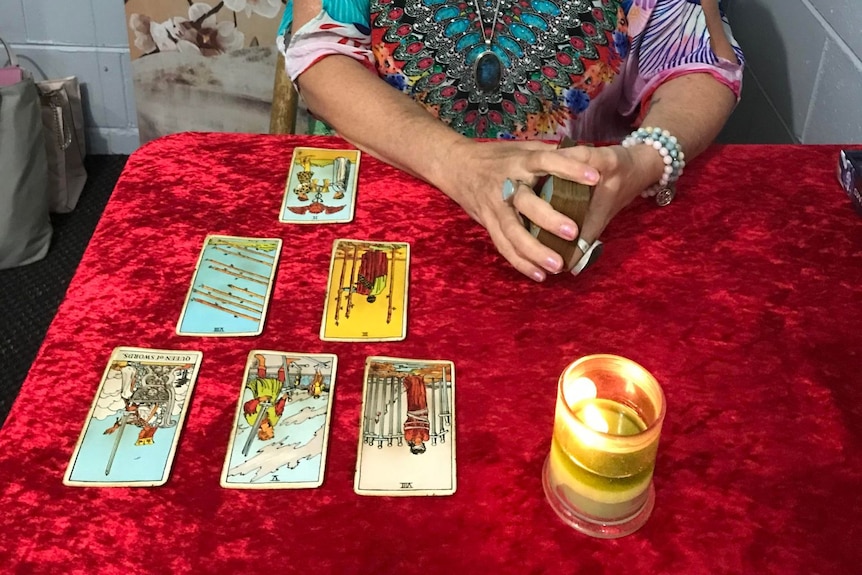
[0,156,127,426]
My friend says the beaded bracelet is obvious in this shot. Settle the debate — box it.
[621,127,685,206]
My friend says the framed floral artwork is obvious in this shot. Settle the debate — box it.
[124,0,286,144]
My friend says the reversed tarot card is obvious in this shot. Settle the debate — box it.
[320,239,410,342]
[279,147,360,224]
[176,235,282,337]
[63,347,203,487]
[354,356,456,496]
[221,350,338,489]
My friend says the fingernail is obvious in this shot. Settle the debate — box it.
[559,224,577,240]
[585,169,599,183]
[532,270,546,282]
[545,256,563,273]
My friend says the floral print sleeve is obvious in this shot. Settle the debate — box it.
[277,0,744,141]
[620,0,744,116]
[279,0,376,81]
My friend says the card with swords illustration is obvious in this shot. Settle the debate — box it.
[63,347,203,487]
[320,239,410,342]
[220,351,338,489]
[279,146,360,224]
[176,235,282,337]
[354,356,456,496]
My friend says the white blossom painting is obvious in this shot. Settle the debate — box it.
[125,0,286,143]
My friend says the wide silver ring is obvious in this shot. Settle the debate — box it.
[572,238,604,275]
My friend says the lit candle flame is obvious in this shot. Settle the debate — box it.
[563,376,597,408]
[581,402,610,433]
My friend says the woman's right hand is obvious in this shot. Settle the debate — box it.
[436,139,602,282]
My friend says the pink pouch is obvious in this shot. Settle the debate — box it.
[0,66,23,87]
[1,35,23,86]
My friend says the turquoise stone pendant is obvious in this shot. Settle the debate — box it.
[474,49,502,93]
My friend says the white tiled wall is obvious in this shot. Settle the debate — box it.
[721,0,862,143]
[2,0,861,151]
[0,0,139,154]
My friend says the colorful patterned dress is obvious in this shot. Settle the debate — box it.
[279,0,743,141]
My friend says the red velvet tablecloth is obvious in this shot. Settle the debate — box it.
[1,133,860,574]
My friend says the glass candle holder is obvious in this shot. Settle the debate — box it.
[542,354,666,538]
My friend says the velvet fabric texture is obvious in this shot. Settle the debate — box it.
[1,133,860,574]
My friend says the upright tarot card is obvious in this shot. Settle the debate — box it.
[176,235,282,337]
[221,351,338,489]
[63,347,203,487]
[354,356,456,496]
[320,239,410,342]
[280,147,360,224]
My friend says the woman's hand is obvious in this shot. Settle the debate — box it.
[434,139,663,282]
[566,144,666,258]
[434,139,599,281]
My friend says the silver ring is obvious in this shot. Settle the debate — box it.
[572,238,604,275]
[501,178,524,204]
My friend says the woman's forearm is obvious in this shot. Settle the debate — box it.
[639,0,739,164]
[627,71,738,194]
[639,72,737,163]
[296,55,467,187]
[290,3,461,185]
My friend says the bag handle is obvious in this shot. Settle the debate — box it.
[4,35,75,152]
[0,36,19,68]
[42,89,73,151]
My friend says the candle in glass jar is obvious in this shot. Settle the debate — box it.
[543,356,665,538]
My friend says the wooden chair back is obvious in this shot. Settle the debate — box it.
[270,51,298,134]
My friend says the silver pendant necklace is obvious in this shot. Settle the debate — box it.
[471,0,503,93]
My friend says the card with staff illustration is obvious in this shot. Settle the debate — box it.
[320,239,410,342]
[176,235,282,337]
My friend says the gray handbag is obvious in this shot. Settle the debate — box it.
[38,76,87,213]
[0,36,52,270]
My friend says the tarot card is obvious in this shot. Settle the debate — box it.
[63,347,203,487]
[354,356,456,496]
[320,239,410,342]
[221,351,338,489]
[176,235,282,337]
[280,147,361,224]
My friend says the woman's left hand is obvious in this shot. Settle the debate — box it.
[563,143,666,270]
